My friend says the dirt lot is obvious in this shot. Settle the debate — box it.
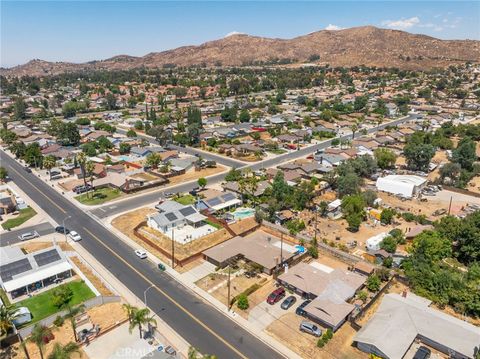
[229,217,259,236]
[167,165,227,186]
[70,256,114,296]
[266,312,366,359]
[8,302,127,359]
[112,207,232,266]
[21,241,73,253]
[243,279,276,316]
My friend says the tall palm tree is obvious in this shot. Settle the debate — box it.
[30,324,54,359]
[63,304,85,342]
[47,342,81,359]
[43,155,57,179]
[85,160,95,198]
[75,152,88,192]
[122,303,137,324]
[128,308,157,339]
[0,304,19,336]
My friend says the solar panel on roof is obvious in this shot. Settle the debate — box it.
[0,258,32,281]
[221,193,236,201]
[206,197,222,207]
[179,207,196,216]
[165,212,178,221]
[33,249,61,267]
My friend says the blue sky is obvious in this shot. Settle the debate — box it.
[1,1,479,67]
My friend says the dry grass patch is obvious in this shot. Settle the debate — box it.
[20,241,73,253]
[70,256,113,296]
[229,217,258,236]
[167,165,227,186]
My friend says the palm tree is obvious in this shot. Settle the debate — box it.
[85,160,95,198]
[0,304,19,336]
[350,122,359,140]
[47,342,81,359]
[128,308,157,339]
[30,324,54,359]
[63,304,85,342]
[75,152,89,192]
[122,303,137,324]
[43,155,57,179]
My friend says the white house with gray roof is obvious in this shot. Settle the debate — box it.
[148,200,207,234]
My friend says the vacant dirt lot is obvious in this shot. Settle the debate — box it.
[229,217,259,236]
[266,312,365,359]
[21,241,73,253]
[167,165,227,186]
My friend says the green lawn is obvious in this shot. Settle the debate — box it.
[268,149,287,154]
[18,281,95,325]
[1,207,37,230]
[205,219,222,229]
[174,194,196,205]
[75,187,122,205]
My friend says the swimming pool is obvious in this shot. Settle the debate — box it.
[232,207,255,220]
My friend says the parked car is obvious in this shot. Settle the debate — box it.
[299,321,322,337]
[73,184,93,194]
[163,192,174,198]
[68,231,82,242]
[281,296,297,310]
[244,271,257,278]
[23,167,32,173]
[266,287,285,305]
[413,346,431,359]
[55,226,70,235]
[18,231,39,241]
[135,249,148,259]
[295,300,311,316]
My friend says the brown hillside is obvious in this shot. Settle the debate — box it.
[2,26,479,77]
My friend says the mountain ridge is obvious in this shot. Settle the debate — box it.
[2,26,479,77]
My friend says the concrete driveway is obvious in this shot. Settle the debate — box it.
[0,222,55,246]
[248,293,302,330]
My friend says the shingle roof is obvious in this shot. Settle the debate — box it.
[354,293,480,359]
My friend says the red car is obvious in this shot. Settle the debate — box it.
[267,287,286,305]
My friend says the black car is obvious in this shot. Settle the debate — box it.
[295,300,311,316]
[55,226,70,235]
[413,346,431,359]
[24,167,32,173]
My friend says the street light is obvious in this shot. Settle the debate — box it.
[144,285,155,307]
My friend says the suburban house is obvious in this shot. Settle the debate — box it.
[354,293,480,359]
[203,230,299,275]
[196,190,242,213]
[277,262,366,331]
[148,200,208,234]
[0,246,73,300]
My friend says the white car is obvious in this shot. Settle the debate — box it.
[135,249,147,259]
[68,231,82,242]
[18,231,39,241]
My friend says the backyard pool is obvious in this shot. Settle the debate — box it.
[232,207,255,220]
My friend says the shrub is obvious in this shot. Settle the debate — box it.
[53,315,64,327]
[380,208,395,225]
[324,329,333,340]
[236,294,249,310]
[357,290,368,303]
[308,245,319,259]
[317,338,325,348]
[52,284,73,308]
[366,274,381,292]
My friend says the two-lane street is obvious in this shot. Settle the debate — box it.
[92,114,418,218]
[1,151,283,359]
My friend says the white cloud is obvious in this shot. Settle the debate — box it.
[325,24,344,31]
[224,31,245,38]
[381,16,420,30]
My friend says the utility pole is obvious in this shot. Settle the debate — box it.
[448,195,453,215]
[227,265,231,311]
[171,228,175,268]
[280,233,284,265]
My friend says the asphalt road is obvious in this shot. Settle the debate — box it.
[93,114,418,218]
[0,222,55,246]
[1,151,283,359]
